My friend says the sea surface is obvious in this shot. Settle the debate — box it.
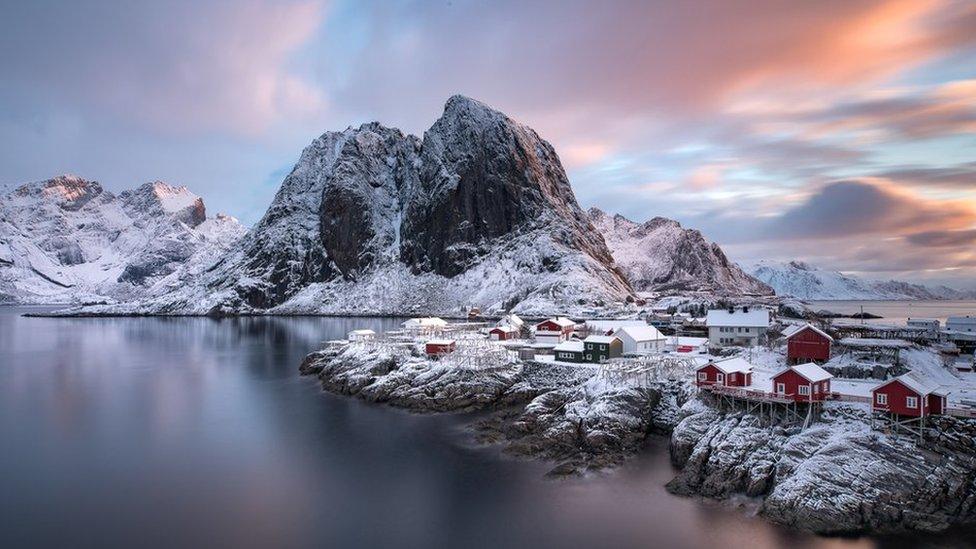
[0,306,959,548]
[808,300,976,325]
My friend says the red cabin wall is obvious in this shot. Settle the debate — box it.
[489,329,513,340]
[873,381,933,417]
[696,365,751,387]
[772,369,830,402]
[425,343,455,355]
[927,393,944,415]
[536,321,574,335]
[787,328,831,364]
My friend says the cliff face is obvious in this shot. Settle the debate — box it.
[589,208,773,296]
[92,95,634,316]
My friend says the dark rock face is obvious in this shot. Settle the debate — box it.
[319,124,421,279]
[401,95,618,279]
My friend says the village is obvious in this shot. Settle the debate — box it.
[336,306,976,444]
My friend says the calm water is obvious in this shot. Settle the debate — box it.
[0,307,945,548]
[809,300,976,325]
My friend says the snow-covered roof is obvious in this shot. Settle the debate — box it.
[403,317,448,328]
[584,335,619,344]
[706,357,754,374]
[498,314,524,328]
[782,323,833,342]
[348,329,375,335]
[874,373,947,397]
[667,336,708,346]
[490,325,518,333]
[613,325,665,342]
[538,317,576,328]
[553,341,584,352]
[426,339,455,346]
[585,319,646,332]
[779,362,833,383]
[706,308,770,328]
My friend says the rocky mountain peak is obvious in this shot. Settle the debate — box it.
[120,181,206,228]
[590,209,773,296]
[12,175,105,211]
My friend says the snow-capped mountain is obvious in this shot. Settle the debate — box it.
[589,209,773,296]
[76,96,635,316]
[0,175,245,304]
[750,260,975,300]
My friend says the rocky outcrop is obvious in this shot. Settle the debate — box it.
[589,208,772,296]
[668,405,976,535]
[300,344,671,475]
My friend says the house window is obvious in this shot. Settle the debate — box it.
[799,385,810,396]
[586,354,592,360]
[698,372,707,381]
[716,373,725,384]
[906,396,918,409]
[776,383,785,394]
[876,393,887,405]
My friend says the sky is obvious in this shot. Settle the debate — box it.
[1,0,975,288]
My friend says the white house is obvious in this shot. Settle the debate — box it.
[706,307,770,347]
[402,317,448,336]
[347,329,376,342]
[613,325,665,355]
[498,313,525,330]
[947,316,976,334]
[907,318,940,333]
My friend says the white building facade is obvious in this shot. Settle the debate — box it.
[706,307,770,347]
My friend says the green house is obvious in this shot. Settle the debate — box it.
[552,340,586,363]
[583,336,623,363]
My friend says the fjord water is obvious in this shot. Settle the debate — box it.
[0,308,877,549]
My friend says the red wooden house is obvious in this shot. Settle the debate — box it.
[488,326,518,341]
[534,317,576,343]
[425,339,456,357]
[696,358,753,388]
[771,363,833,402]
[871,374,947,417]
[783,324,833,364]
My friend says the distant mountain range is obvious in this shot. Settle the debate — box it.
[750,260,976,300]
[588,208,772,296]
[0,175,244,304]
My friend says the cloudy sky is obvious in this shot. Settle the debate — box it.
[2,0,975,288]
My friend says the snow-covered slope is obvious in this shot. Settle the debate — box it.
[750,260,975,300]
[589,208,772,296]
[0,175,245,304]
[73,96,635,316]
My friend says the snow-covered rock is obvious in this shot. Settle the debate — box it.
[0,175,245,303]
[68,96,636,316]
[301,343,670,475]
[751,260,975,300]
[668,405,976,534]
[589,208,772,296]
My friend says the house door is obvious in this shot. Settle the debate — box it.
[716,373,725,385]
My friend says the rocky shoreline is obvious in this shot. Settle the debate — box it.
[300,344,976,536]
